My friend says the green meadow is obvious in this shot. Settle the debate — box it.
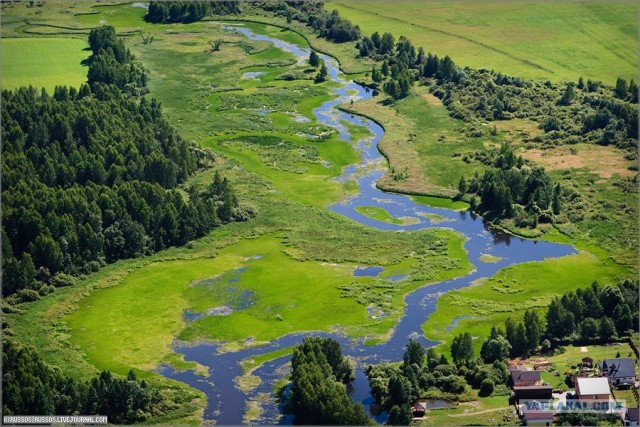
[423,246,631,355]
[1,37,89,91]
[328,0,638,84]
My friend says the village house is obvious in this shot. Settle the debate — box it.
[623,407,640,427]
[599,358,636,387]
[574,377,611,400]
[510,370,542,387]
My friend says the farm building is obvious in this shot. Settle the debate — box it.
[411,401,427,417]
[623,407,639,427]
[599,358,636,387]
[510,370,542,387]
[574,377,611,400]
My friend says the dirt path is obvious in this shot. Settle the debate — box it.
[450,406,512,417]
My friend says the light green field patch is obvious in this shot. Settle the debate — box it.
[418,212,451,224]
[74,3,149,29]
[423,249,630,355]
[411,195,469,211]
[479,254,502,263]
[355,206,403,225]
[328,1,638,84]
[1,37,89,91]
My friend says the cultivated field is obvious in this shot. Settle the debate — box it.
[1,37,89,91]
[328,0,638,84]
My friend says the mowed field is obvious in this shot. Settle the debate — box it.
[1,37,89,91]
[327,0,637,84]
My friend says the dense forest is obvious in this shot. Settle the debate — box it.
[2,339,181,423]
[288,337,373,425]
[2,26,245,300]
[145,1,240,23]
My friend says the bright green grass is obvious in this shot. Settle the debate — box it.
[479,254,502,264]
[327,1,637,84]
[411,195,468,211]
[74,3,149,29]
[1,37,89,91]
[203,135,356,207]
[415,395,513,426]
[423,249,631,356]
[240,347,294,375]
[356,206,403,225]
[64,228,470,374]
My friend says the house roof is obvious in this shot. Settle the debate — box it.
[511,370,542,382]
[513,386,553,391]
[524,411,555,420]
[626,408,640,422]
[599,358,636,379]
[576,377,611,396]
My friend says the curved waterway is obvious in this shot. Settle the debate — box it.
[157,25,576,424]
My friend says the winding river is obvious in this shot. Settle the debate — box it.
[157,25,576,424]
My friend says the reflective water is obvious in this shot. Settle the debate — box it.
[158,25,576,424]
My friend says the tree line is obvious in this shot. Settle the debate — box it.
[2,339,171,423]
[87,26,147,95]
[145,1,240,23]
[355,22,637,151]
[256,2,361,43]
[289,337,373,425]
[2,26,247,299]
[450,279,639,365]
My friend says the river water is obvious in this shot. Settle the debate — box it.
[157,25,576,424]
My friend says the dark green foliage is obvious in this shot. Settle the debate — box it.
[145,1,239,23]
[314,62,328,83]
[1,85,245,297]
[480,334,511,363]
[388,404,412,426]
[309,50,320,68]
[558,82,575,105]
[450,332,474,363]
[87,26,147,93]
[2,339,161,423]
[479,378,494,397]
[289,337,372,425]
[257,2,360,43]
[461,143,559,226]
[403,338,425,367]
[545,279,638,344]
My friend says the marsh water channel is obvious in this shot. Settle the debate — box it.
[157,25,577,424]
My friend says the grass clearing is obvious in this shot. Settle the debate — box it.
[356,206,404,225]
[519,143,636,179]
[1,37,89,91]
[327,0,637,84]
[423,248,631,356]
[538,343,636,390]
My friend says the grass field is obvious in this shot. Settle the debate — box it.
[423,246,631,356]
[327,0,637,84]
[1,37,89,91]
